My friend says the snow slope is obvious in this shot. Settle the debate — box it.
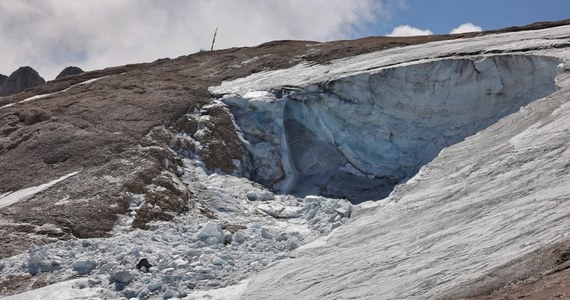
[0,171,80,209]
[3,279,103,300]
[210,25,570,299]
[0,75,110,109]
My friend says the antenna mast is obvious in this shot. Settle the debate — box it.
[210,27,218,51]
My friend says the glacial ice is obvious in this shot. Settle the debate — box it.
[222,55,560,202]
[196,222,225,244]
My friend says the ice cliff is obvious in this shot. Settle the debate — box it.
[220,55,560,202]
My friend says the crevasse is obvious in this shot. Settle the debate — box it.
[221,55,560,203]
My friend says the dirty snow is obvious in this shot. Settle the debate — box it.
[0,76,111,108]
[0,171,80,209]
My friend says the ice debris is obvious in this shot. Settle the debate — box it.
[72,259,97,275]
[0,158,353,299]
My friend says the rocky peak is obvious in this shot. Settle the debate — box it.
[55,66,84,80]
[0,66,46,97]
[0,73,7,86]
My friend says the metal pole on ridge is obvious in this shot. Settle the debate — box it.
[210,27,218,51]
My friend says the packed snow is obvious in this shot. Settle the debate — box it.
[0,75,110,109]
[0,102,15,109]
[1,24,570,300]
[0,171,80,209]
[3,279,103,300]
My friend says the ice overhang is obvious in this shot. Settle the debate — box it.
[218,55,562,203]
[209,26,570,203]
[209,25,570,97]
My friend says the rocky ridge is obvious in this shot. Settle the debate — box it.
[55,66,84,80]
[0,73,7,86]
[0,66,45,97]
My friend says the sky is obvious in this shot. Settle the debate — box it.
[0,0,568,80]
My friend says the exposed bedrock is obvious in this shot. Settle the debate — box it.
[0,66,45,96]
[222,55,561,203]
[55,66,84,80]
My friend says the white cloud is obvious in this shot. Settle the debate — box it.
[450,23,483,34]
[387,25,433,37]
[0,0,387,80]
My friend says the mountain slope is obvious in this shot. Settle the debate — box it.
[0,21,569,299]
[0,22,529,259]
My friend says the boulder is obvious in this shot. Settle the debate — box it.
[28,254,60,275]
[259,191,275,201]
[245,191,258,201]
[260,228,273,240]
[136,258,153,273]
[233,231,246,244]
[147,281,162,293]
[72,259,97,275]
[0,66,45,96]
[111,269,134,284]
[196,222,224,244]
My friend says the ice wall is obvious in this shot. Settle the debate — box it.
[222,55,560,203]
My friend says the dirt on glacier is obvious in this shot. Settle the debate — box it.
[1,19,570,298]
[452,241,570,299]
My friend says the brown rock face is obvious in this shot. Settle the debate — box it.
[55,66,84,80]
[195,104,245,174]
[0,66,46,96]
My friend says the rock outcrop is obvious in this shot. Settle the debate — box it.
[55,66,84,80]
[0,66,45,97]
[0,74,7,87]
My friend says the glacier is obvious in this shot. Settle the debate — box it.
[209,25,570,299]
[1,24,570,300]
[221,55,560,202]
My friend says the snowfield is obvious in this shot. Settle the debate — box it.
[1,25,570,299]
